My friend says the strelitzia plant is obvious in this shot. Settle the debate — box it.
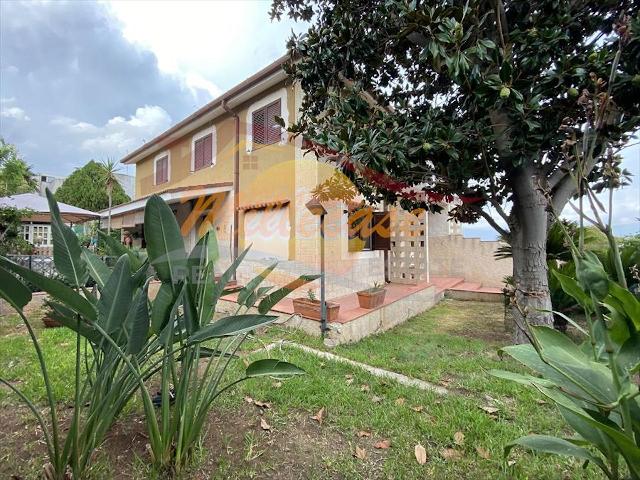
[139,195,315,473]
[0,191,314,478]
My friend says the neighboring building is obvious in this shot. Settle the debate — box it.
[103,55,510,299]
[0,193,99,254]
[35,172,135,199]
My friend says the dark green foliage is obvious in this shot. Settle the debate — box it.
[0,138,36,196]
[55,160,130,211]
[0,206,34,255]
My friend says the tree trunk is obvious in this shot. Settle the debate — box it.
[508,167,554,344]
[107,186,112,235]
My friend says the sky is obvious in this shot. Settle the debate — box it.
[0,0,638,238]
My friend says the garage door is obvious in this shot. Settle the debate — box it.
[244,206,290,259]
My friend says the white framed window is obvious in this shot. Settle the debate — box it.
[154,150,170,185]
[246,88,288,153]
[191,126,216,171]
[21,223,52,246]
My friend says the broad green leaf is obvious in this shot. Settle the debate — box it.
[558,405,616,460]
[539,386,640,476]
[551,269,593,311]
[125,278,151,354]
[144,195,186,288]
[245,359,306,378]
[187,314,278,343]
[0,265,31,311]
[489,369,555,388]
[47,300,101,344]
[97,230,145,271]
[151,282,177,334]
[258,274,321,314]
[0,256,96,321]
[618,335,640,375]
[605,281,640,330]
[531,326,617,404]
[237,262,277,307]
[98,254,133,335]
[46,188,88,287]
[505,434,607,472]
[211,246,251,308]
[81,248,111,289]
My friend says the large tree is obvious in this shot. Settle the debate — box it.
[55,160,130,212]
[0,138,37,196]
[271,0,640,342]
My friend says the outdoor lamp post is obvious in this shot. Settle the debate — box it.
[305,198,328,336]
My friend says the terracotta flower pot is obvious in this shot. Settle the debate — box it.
[292,298,340,321]
[356,288,386,309]
[42,316,62,328]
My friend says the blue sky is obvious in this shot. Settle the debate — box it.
[0,0,638,238]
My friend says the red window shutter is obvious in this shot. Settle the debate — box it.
[252,108,266,145]
[203,134,213,166]
[194,137,204,170]
[266,99,281,144]
[156,156,168,184]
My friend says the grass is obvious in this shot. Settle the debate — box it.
[0,300,603,479]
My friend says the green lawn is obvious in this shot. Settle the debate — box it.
[0,300,602,479]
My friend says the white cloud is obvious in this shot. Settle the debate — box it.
[1,106,30,121]
[50,105,172,159]
[0,97,15,104]
[105,0,305,100]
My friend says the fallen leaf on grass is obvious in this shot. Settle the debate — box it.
[440,448,462,461]
[272,381,282,389]
[414,444,427,465]
[453,431,465,446]
[479,406,499,415]
[260,418,271,431]
[311,407,325,425]
[345,374,354,385]
[411,405,424,412]
[475,446,491,459]
[244,396,253,404]
[507,459,516,467]
[357,431,371,438]
[374,439,391,449]
[360,384,370,392]
[371,395,383,403]
[253,400,271,409]
[354,446,367,459]
[395,397,405,406]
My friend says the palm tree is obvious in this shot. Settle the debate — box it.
[100,159,121,234]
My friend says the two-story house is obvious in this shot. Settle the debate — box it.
[102,55,510,304]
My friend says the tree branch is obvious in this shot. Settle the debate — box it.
[473,205,510,238]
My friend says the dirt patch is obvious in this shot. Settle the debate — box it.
[435,300,511,344]
[1,401,386,479]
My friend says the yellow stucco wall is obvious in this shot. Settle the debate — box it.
[133,81,298,258]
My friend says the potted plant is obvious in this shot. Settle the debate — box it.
[41,302,61,328]
[356,282,386,309]
[293,289,340,321]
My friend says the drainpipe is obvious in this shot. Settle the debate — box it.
[222,99,240,281]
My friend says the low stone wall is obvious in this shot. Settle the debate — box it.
[428,235,512,288]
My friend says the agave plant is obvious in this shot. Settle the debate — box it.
[0,190,314,478]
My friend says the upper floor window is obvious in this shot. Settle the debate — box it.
[154,151,170,185]
[192,127,216,171]
[252,99,281,149]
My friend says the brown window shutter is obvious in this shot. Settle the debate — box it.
[203,134,213,166]
[266,99,281,144]
[371,212,390,250]
[194,137,204,170]
[252,108,266,145]
[156,156,168,184]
